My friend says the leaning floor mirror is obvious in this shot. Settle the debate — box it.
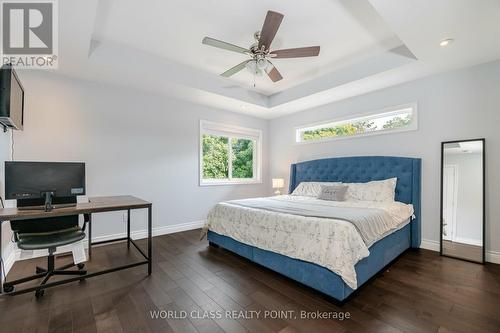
[440,139,485,263]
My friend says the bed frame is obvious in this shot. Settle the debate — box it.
[207,156,421,303]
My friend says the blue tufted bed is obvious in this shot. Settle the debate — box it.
[207,156,421,303]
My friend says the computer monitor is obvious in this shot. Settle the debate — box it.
[5,161,86,211]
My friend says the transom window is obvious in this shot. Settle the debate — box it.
[200,120,262,185]
[296,104,417,143]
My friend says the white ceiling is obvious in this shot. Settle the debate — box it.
[92,0,401,95]
[35,0,500,119]
[444,141,484,154]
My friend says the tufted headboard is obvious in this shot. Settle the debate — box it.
[289,156,421,248]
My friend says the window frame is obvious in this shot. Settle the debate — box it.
[295,103,418,144]
[199,120,262,186]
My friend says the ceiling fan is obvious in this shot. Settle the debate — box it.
[202,10,320,83]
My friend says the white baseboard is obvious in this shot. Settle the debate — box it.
[420,238,500,264]
[420,239,440,251]
[81,219,205,245]
[2,242,18,280]
[1,220,205,281]
[486,250,500,264]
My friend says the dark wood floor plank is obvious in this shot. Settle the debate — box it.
[197,298,248,333]
[114,292,152,333]
[154,299,199,333]
[48,301,74,333]
[94,309,123,333]
[71,298,98,333]
[448,303,500,333]
[163,287,224,333]
[128,284,176,333]
[238,301,288,333]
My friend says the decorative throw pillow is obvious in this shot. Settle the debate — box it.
[291,181,342,197]
[318,185,348,201]
[344,178,397,202]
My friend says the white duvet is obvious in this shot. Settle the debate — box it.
[204,195,413,289]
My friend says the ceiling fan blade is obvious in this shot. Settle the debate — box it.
[202,37,249,54]
[266,62,283,82]
[221,60,251,77]
[258,11,284,51]
[269,46,320,58]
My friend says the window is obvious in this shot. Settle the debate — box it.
[200,120,262,185]
[296,104,417,143]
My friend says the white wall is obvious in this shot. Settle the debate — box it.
[4,59,499,269]
[444,153,483,244]
[9,71,270,242]
[269,60,500,255]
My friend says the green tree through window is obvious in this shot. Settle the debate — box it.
[202,134,255,181]
[299,108,414,142]
[202,135,228,179]
[302,120,376,141]
[382,114,412,129]
[232,138,253,178]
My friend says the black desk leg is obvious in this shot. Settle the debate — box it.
[88,214,92,258]
[148,205,152,275]
[0,222,3,294]
[127,209,130,249]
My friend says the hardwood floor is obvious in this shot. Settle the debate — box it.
[1,229,499,333]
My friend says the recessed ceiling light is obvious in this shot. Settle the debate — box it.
[440,38,454,47]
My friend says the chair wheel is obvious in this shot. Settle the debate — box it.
[35,289,45,298]
[3,284,14,293]
[77,263,85,270]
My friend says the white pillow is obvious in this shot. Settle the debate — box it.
[291,181,341,197]
[344,178,397,202]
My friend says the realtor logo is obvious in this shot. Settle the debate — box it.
[1,0,58,68]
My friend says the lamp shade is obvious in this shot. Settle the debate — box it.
[272,178,284,189]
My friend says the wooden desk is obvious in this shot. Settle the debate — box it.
[0,195,152,296]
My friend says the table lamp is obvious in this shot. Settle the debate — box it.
[272,178,285,195]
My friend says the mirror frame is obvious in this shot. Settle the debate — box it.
[440,138,485,264]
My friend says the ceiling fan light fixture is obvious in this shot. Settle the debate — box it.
[245,60,264,76]
[245,60,256,72]
[256,58,268,70]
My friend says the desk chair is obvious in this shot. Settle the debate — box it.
[3,214,89,298]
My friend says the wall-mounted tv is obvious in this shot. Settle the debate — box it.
[0,64,24,130]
